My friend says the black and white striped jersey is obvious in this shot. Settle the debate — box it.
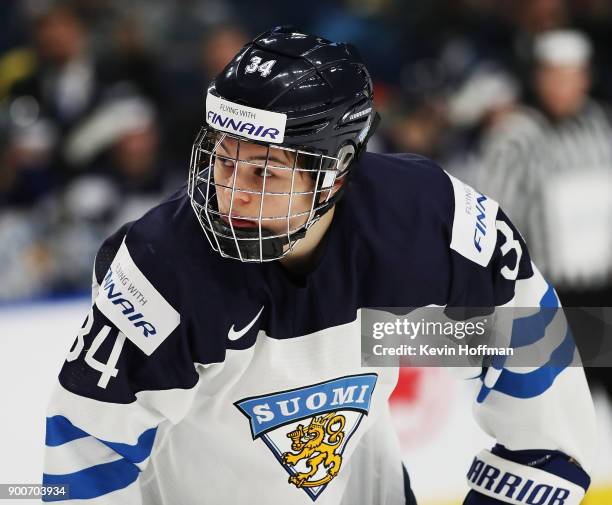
[478,100,612,289]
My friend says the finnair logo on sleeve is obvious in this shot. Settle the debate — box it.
[206,92,287,143]
[473,194,488,252]
[95,241,180,355]
[446,172,499,267]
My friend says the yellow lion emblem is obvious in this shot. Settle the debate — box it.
[281,412,346,488]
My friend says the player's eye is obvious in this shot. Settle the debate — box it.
[255,167,274,178]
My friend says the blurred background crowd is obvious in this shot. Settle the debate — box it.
[1,0,612,310]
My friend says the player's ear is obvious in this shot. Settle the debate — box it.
[330,173,347,195]
[317,172,346,203]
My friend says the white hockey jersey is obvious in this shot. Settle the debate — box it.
[43,153,596,504]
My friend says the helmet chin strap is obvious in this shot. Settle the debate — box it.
[211,219,308,261]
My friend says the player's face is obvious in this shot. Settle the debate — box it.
[213,137,317,235]
[535,64,590,119]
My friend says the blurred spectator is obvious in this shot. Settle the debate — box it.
[0,210,53,301]
[5,3,143,180]
[49,96,180,291]
[10,4,96,128]
[0,0,611,313]
[99,15,164,106]
[449,66,520,131]
[162,23,249,163]
[382,97,449,160]
[378,56,453,161]
[65,96,179,204]
[42,175,118,294]
[0,116,58,207]
[201,24,248,79]
[445,64,525,185]
[431,0,570,108]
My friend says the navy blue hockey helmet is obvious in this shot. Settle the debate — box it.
[188,26,378,262]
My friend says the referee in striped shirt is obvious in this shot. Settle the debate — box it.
[478,29,612,396]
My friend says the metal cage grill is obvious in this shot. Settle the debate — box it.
[188,127,346,262]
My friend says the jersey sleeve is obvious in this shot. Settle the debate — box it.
[442,172,597,505]
[42,225,200,503]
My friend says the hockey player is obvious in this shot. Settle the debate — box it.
[43,27,595,504]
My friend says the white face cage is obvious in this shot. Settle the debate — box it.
[188,127,352,263]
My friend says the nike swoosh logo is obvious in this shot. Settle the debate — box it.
[228,306,264,341]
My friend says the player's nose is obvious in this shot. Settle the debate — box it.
[231,187,252,206]
[230,163,264,205]
[227,171,253,207]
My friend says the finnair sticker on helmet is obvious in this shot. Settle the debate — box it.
[206,93,287,144]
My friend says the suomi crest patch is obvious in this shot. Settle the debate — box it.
[235,374,377,501]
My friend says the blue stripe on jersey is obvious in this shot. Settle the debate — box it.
[46,416,89,447]
[42,420,156,500]
[539,282,558,308]
[46,416,157,463]
[507,283,559,349]
[477,282,566,402]
[477,325,575,402]
[507,283,559,348]
[42,459,139,501]
[491,326,575,399]
[103,427,157,463]
[510,309,555,347]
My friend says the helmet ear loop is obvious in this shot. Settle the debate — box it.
[319,143,354,203]
[310,143,354,220]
